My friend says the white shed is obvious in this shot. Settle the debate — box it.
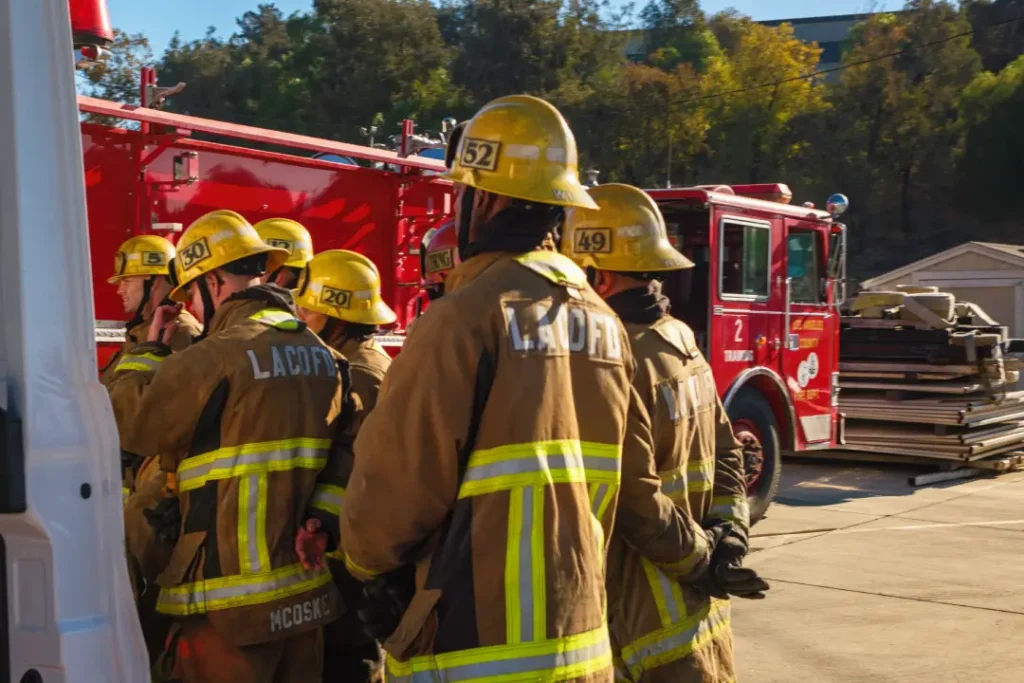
[861,242,1024,337]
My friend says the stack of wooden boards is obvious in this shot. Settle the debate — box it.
[831,286,1024,475]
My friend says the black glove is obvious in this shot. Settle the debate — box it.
[703,521,734,554]
[697,525,769,600]
[710,533,748,568]
[356,564,416,642]
[143,496,181,545]
[709,563,770,600]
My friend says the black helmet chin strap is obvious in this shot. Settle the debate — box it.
[457,186,476,261]
[127,276,156,331]
[194,274,218,342]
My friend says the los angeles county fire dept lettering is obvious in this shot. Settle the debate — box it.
[503,301,622,362]
[269,595,330,633]
[248,344,336,380]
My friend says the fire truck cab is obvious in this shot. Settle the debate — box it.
[649,184,849,522]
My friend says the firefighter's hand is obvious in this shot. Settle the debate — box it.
[143,496,181,545]
[296,518,328,571]
[712,563,770,600]
[148,304,183,344]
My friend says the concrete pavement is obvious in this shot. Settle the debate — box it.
[733,460,1024,682]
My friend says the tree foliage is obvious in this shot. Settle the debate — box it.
[78,0,1024,281]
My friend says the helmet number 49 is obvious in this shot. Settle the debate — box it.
[574,228,611,254]
[460,138,500,172]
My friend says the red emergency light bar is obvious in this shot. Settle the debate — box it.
[69,0,113,48]
[76,95,449,173]
[730,183,793,204]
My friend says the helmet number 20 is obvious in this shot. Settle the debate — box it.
[574,228,611,254]
[460,138,500,172]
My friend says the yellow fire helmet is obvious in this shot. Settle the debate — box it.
[293,249,397,326]
[169,210,289,303]
[562,183,694,272]
[108,234,176,284]
[253,218,315,269]
[444,94,598,210]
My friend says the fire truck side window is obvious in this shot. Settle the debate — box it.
[720,220,770,299]
[787,231,823,303]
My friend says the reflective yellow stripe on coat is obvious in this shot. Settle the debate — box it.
[159,438,332,612]
[250,308,302,330]
[156,563,331,615]
[386,625,613,683]
[115,351,166,373]
[707,494,750,527]
[458,440,621,650]
[621,599,731,681]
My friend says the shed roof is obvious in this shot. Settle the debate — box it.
[861,241,1024,289]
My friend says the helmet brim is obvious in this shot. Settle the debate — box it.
[169,246,290,303]
[442,168,599,210]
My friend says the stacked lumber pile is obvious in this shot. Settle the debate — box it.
[833,286,1024,472]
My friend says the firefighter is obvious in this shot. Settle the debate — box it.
[419,219,460,301]
[298,95,720,682]
[254,217,314,289]
[101,234,199,389]
[105,209,347,683]
[292,248,396,683]
[103,234,202,668]
[562,183,769,683]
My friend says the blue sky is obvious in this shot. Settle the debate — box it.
[109,0,895,55]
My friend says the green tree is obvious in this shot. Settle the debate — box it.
[793,1,982,278]
[78,29,154,103]
[696,18,827,183]
[639,0,720,71]
[956,55,1024,222]
[445,0,622,105]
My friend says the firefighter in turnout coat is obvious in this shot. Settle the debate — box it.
[105,210,348,683]
[293,248,398,683]
[325,95,721,683]
[562,183,769,682]
[104,234,202,666]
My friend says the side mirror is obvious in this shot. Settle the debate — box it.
[827,225,847,305]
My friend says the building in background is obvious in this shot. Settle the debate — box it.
[621,12,888,72]
[759,13,875,72]
[861,241,1024,339]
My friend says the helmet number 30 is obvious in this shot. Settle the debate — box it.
[460,138,500,172]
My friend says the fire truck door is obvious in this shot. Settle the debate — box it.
[781,223,834,446]
[711,215,783,385]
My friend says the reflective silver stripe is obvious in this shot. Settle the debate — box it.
[244,475,261,573]
[661,464,710,497]
[311,486,344,516]
[464,452,618,484]
[388,634,611,683]
[655,567,681,624]
[519,486,536,642]
[158,566,317,607]
[659,382,681,421]
[708,497,749,525]
[624,601,730,677]
[177,445,326,489]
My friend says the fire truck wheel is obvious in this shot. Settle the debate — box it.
[727,389,781,526]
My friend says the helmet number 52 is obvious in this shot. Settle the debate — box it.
[460,138,500,172]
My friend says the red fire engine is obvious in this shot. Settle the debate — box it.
[81,75,452,372]
[79,71,848,522]
[648,185,849,521]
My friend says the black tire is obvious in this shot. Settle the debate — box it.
[726,389,782,526]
